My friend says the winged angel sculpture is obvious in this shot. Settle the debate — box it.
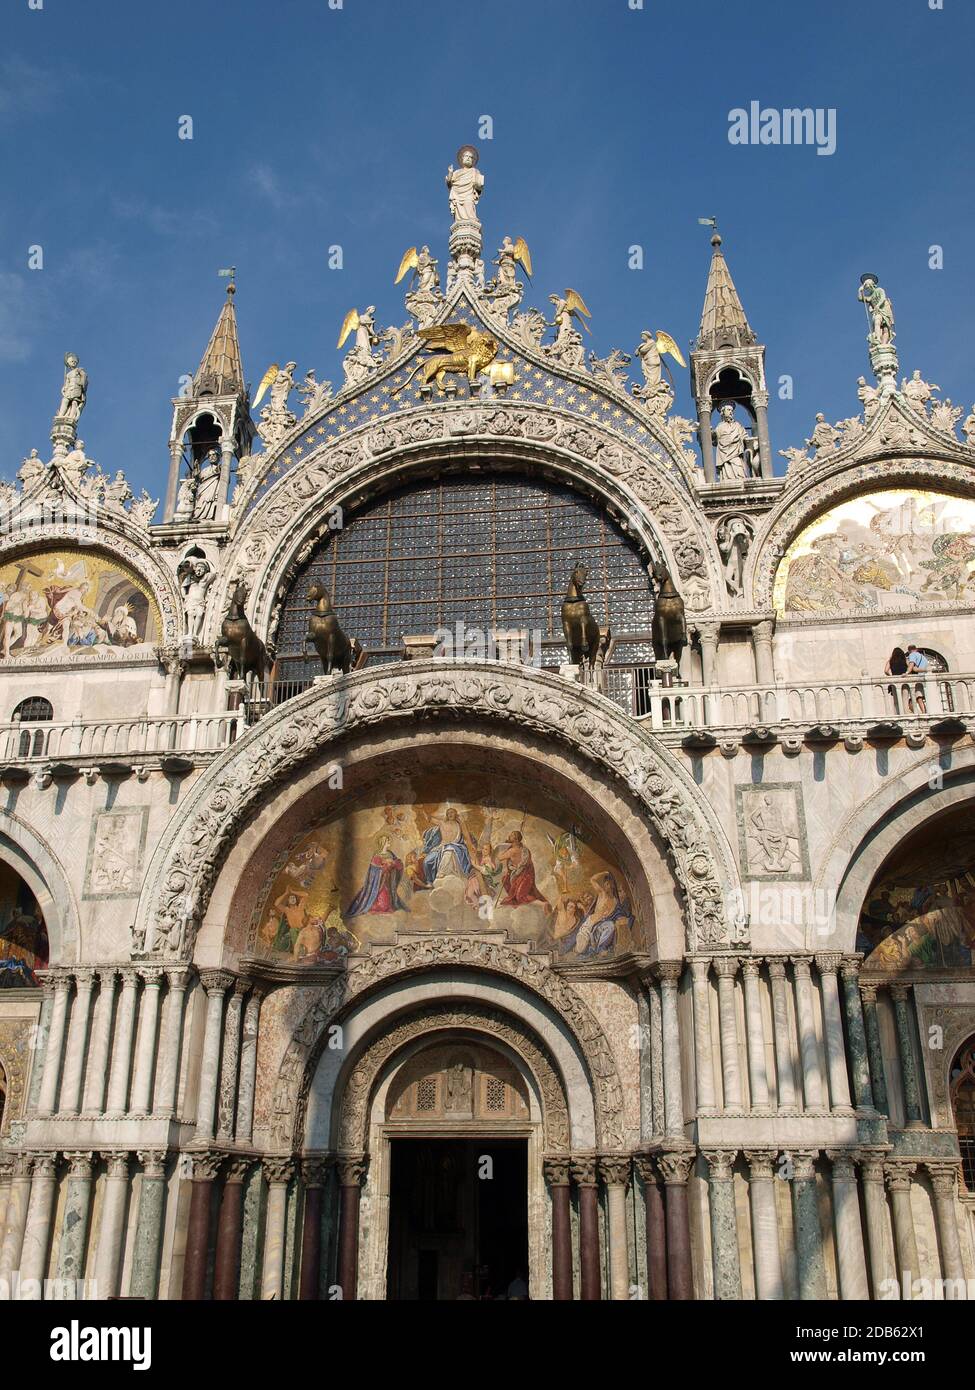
[547,289,590,368]
[393,323,499,395]
[394,245,442,327]
[488,235,532,318]
[337,307,383,389]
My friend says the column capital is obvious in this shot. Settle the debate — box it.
[766,957,788,980]
[598,1154,632,1189]
[752,619,774,642]
[100,1151,131,1181]
[30,1151,59,1178]
[223,1156,254,1185]
[740,957,762,980]
[743,1149,778,1181]
[654,959,684,986]
[924,1162,960,1199]
[884,1160,917,1192]
[701,1149,737,1181]
[333,1153,366,1188]
[137,1150,168,1180]
[8,1152,32,1178]
[187,1150,224,1182]
[840,955,864,981]
[164,966,193,991]
[855,1146,891,1182]
[889,982,913,1003]
[633,1154,659,1185]
[543,1155,572,1188]
[825,1149,858,1182]
[199,969,235,996]
[73,968,97,991]
[655,1149,696,1186]
[46,972,74,996]
[815,952,843,976]
[98,965,120,988]
[789,955,813,979]
[137,966,164,988]
[570,1154,599,1188]
[689,957,711,983]
[116,965,140,989]
[712,956,740,980]
[789,1149,819,1181]
[63,1150,94,1179]
[301,1156,332,1188]
[231,977,251,1000]
[859,980,880,1003]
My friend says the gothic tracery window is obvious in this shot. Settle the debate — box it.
[950,1038,975,1192]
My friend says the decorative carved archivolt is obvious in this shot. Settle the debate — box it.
[135,662,742,958]
[329,1003,571,1154]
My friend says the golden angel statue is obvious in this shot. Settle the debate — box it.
[337,307,382,390]
[633,329,685,412]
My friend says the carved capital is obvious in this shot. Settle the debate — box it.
[301,1156,332,1188]
[924,1162,960,1200]
[72,969,96,992]
[859,982,879,1004]
[63,1150,94,1180]
[656,1150,696,1186]
[633,1154,659,1186]
[815,953,843,977]
[840,955,863,983]
[598,1154,632,1189]
[884,1161,917,1192]
[856,1147,891,1183]
[334,1153,366,1188]
[223,1157,254,1185]
[825,1149,858,1183]
[789,1149,819,1182]
[766,957,787,981]
[740,957,762,980]
[889,983,913,1004]
[570,1154,599,1188]
[30,1151,59,1179]
[743,1149,777,1181]
[137,1150,168,1180]
[712,956,740,980]
[790,956,813,980]
[689,958,711,984]
[100,1151,131,1181]
[702,1149,737,1181]
[137,966,164,988]
[654,960,684,986]
[165,967,193,992]
[199,969,235,996]
[543,1155,572,1188]
[187,1150,224,1182]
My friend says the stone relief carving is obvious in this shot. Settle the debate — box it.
[0,1021,32,1135]
[588,349,630,392]
[736,784,810,881]
[901,370,940,415]
[84,808,149,898]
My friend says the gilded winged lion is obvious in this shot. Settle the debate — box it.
[394,322,499,395]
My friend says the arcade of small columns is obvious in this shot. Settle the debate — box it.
[0,952,967,1300]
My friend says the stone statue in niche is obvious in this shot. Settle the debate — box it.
[177,557,214,646]
[714,402,748,481]
[717,515,753,598]
[444,1057,473,1113]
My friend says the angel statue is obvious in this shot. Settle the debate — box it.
[392,323,498,396]
[253,361,298,447]
[337,307,382,390]
[547,289,590,369]
[859,273,895,345]
[488,235,532,318]
[395,245,442,327]
[446,145,484,225]
[632,329,685,415]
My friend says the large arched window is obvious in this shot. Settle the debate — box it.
[274,473,656,703]
[950,1038,975,1192]
[12,697,53,758]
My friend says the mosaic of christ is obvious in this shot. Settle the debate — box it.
[774,489,975,616]
[0,548,161,659]
[253,775,644,964]
[856,808,975,971]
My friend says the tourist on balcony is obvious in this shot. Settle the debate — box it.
[884,646,910,714]
[906,645,929,714]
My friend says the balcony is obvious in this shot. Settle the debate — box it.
[0,712,243,775]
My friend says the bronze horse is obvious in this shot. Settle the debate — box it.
[561,562,601,670]
[307,583,352,676]
[217,580,268,685]
[650,561,686,673]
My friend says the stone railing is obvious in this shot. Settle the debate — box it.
[630,671,975,736]
[0,712,243,765]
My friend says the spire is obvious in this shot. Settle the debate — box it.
[194,279,245,397]
[697,234,755,351]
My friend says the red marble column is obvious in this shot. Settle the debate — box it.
[571,1156,601,1301]
[335,1154,367,1302]
[657,1150,695,1301]
[299,1157,330,1301]
[213,1158,251,1300]
[181,1152,223,1300]
[544,1157,573,1300]
[636,1155,668,1300]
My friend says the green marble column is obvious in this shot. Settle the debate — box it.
[130,1151,168,1299]
[55,1152,94,1292]
[840,958,874,1111]
[790,1151,826,1300]
[890,985,924,1129]
[703,1149,742,1300]
[859,984,888,1117]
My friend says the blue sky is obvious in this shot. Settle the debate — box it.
[2,0,973,497]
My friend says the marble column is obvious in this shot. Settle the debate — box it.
[0,1161,10,1238]
[155,967,191,1116]
[194,971,233,1143]
[791,957,824,1110]
[130,1151,168,1300]
[59,970,95,1116]
[889,985,925,1129]
[885,1161,921,1297]
[825,1150,869,1300]
[26,991,53,1113]
[752,619,775,685]
[82,968,117,1115]
[599,1155,631,1301]
[216,980,248,1143]
[37,974,72,1116]
[703,1149,742,1300]
[19,1152,59,1295]
[697,621,720,687]
[790,1150,826,1299]
[689,959,717,1115]
[130,968,163,1115]
[767,959,798,1111]
[744,1149,784,1300]
[656,962,685,1139]
[105,969,139,1115]
[94,1152,131,1299]
[0,1153,32,1282]
[55,1151,95,1291]
[713,957,743,1111]
[925,1163,967,1297]
[647,981,665,1136]
[697,398,717,484]
[859,1148,893,1298]
[859,984,889,1117]
[299,1158,329,1302]
[657,1150,695,1300]
[214,1157,252,1300]
[334,1155,364,1302]
[741,959,771,1111]
[815,954,854,1114]
[571,1155,601,1301]
[634,1155,667,1300]
[840,958,875,1112]
[543,1157,573,1301]
[182,1150,224,1300]
[235,986,264,1144]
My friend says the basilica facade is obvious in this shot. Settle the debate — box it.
[0,151,973,1302]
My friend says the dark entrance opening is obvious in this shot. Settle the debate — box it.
[386,1137,529,1300]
